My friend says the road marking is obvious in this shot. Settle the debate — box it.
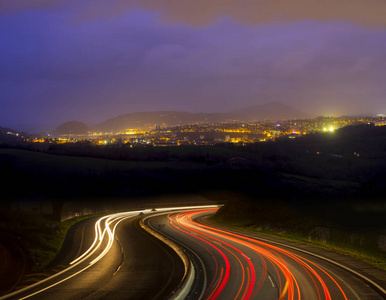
[3,206,218,300]
[113,265,121,276]
[199,217,386,298]
[242,253,251,260]
[19,264,93,299]
[268,275,275,288]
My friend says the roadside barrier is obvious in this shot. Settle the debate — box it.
[139,218,195,300]
[199,218,386,299]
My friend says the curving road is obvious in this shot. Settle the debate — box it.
[2,209,185,300]
[146,208,385,300]
[2,206,385,300]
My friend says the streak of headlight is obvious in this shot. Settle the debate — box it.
[20,211,144,300]
[17,206,219,300]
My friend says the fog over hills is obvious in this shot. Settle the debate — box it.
[230,102,311,122]
[92,111,238,132]
[53,121,91,135]
[55,102,313,134]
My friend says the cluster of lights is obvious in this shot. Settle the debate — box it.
[323,126,335,132]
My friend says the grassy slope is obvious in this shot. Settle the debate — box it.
[8,213,105,291]
[210,187,386,270]
[211,214,386,270]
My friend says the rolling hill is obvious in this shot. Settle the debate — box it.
[55,102,312,133]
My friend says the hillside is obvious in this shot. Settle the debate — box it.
[91,102,310,132]
[92,111,237,132]
[51,102,311,134]
[53,121,90,135]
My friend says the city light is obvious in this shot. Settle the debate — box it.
[12,115,385,147]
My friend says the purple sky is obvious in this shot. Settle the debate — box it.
[1,0,386,132]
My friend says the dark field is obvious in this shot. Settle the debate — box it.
[1,124,385,275]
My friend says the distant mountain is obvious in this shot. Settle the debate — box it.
[53,121,91,135]
[92,102,311,132]
[54,102,312,134]
[92,111,238,132]
[230,102,312,121]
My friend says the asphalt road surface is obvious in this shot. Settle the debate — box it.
[3,206,385,300]
[3,210,184,300]
[147,208,385,300]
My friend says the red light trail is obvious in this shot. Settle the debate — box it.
[167,209,349,300]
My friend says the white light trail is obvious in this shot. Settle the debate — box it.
[7,205,219,300]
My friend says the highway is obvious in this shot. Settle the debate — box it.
[2,209,186,300]
[146,208,385,300]
[2,206,384,300]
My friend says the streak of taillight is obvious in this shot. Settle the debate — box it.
[168,213,231,299]
[174,210,256,300]
[180,209,349,300]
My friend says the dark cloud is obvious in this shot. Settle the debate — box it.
[0,2,386,131]
[2,0,386,27]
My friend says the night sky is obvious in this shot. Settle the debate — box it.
[1,1,386,132]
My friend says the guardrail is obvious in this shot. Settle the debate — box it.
[199,217,386,300]
[139,218,195,300]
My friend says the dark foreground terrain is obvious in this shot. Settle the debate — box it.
[0,124,385,294]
